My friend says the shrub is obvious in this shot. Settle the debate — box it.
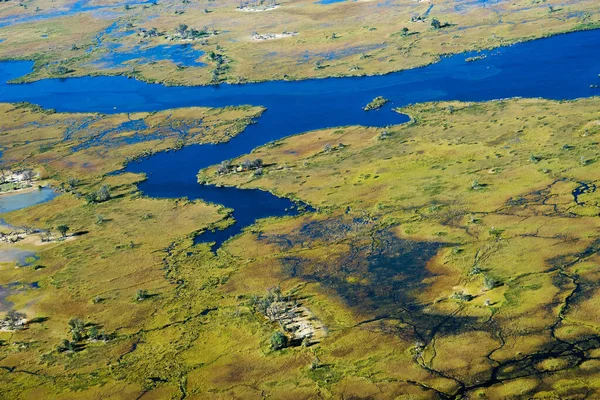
[270,331,288,350]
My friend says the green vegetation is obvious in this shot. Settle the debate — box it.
[270,331,287,350]
[2,0,600,397]
[56,224,69,237]
[194,97,600,397]
[0,0,598,85]
[5,94,600,397]
[363,96,389,111]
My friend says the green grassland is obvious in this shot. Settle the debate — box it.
[0,102,266,398]
[3,97,600,398]
[0,0,599,85]
[195,97,600,398]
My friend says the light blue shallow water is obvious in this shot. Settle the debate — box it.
[0,187,58,214]
[0,0,154,29]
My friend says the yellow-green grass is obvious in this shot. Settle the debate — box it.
[6,97,600,397]
[0,102,266,398]
[190,97,600,397]
[0,102,263,179]
[1,0,599,85]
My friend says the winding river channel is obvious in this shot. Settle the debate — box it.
[0,29,599,248]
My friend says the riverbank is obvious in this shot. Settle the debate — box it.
[0,0,598,86]
[1,25,600,399]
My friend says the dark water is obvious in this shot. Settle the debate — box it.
[0,29,599,248]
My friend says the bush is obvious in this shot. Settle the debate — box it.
[86,185,111,203]
[270,331,288,350]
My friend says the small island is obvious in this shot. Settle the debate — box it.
[363,96,389,111]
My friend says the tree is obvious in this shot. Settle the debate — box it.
[88,326,99,340]
[21,169,35,181]
[217,160,231,174]
[57,225,69,238]
[40,230,51,242]
[431,18,441,29]
[72,330,82,342]
[484,275,501,290]
[402,27,409,36]
[241,159,253,170]
[136,289,149,301]
[176,24,188,35]
[57,338,75,352]
[96,185,110,202]
[67,177,79,189]
[68,318,85,335]
[5,310,26,325]
[270,331,287,350]
[86,192,98,204]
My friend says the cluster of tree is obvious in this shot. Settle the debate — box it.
[174,24,214,40]
[0,310,27,331]
[208,51,227,84]
[0,168,34,184]
[248,288,291,350]
[57,318,109,353]
[238,0,277,9]
[58,177,79,192]
[86,185,111,204]
[138,27,162,38]
[53,65,74,75]
[363,96,389,111]
[208,51,224,64]
[217,158,263,174]
[66,177,79,190]
[20,169,35,181]
[241,158,263,170]
[323,143,345,153]
[431,18,450,29]
[249,286,284,314]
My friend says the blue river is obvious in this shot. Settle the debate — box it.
[0,29,599,249]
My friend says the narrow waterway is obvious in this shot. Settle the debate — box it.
[0,29,599,248]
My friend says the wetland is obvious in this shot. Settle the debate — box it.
[1,3,600,398]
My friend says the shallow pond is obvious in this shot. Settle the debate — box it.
[0,248,37,266]
[0,187,58,214]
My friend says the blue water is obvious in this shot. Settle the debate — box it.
[317,0,350,4]
[88,22,206,69]
[0,0,155,29]
[0,187,58,214]
[96,43,206,68]
[0,282,39,311]
[0,248,37,266]
[0,29,599,248]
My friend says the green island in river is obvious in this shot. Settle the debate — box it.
[1,0,600,399]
